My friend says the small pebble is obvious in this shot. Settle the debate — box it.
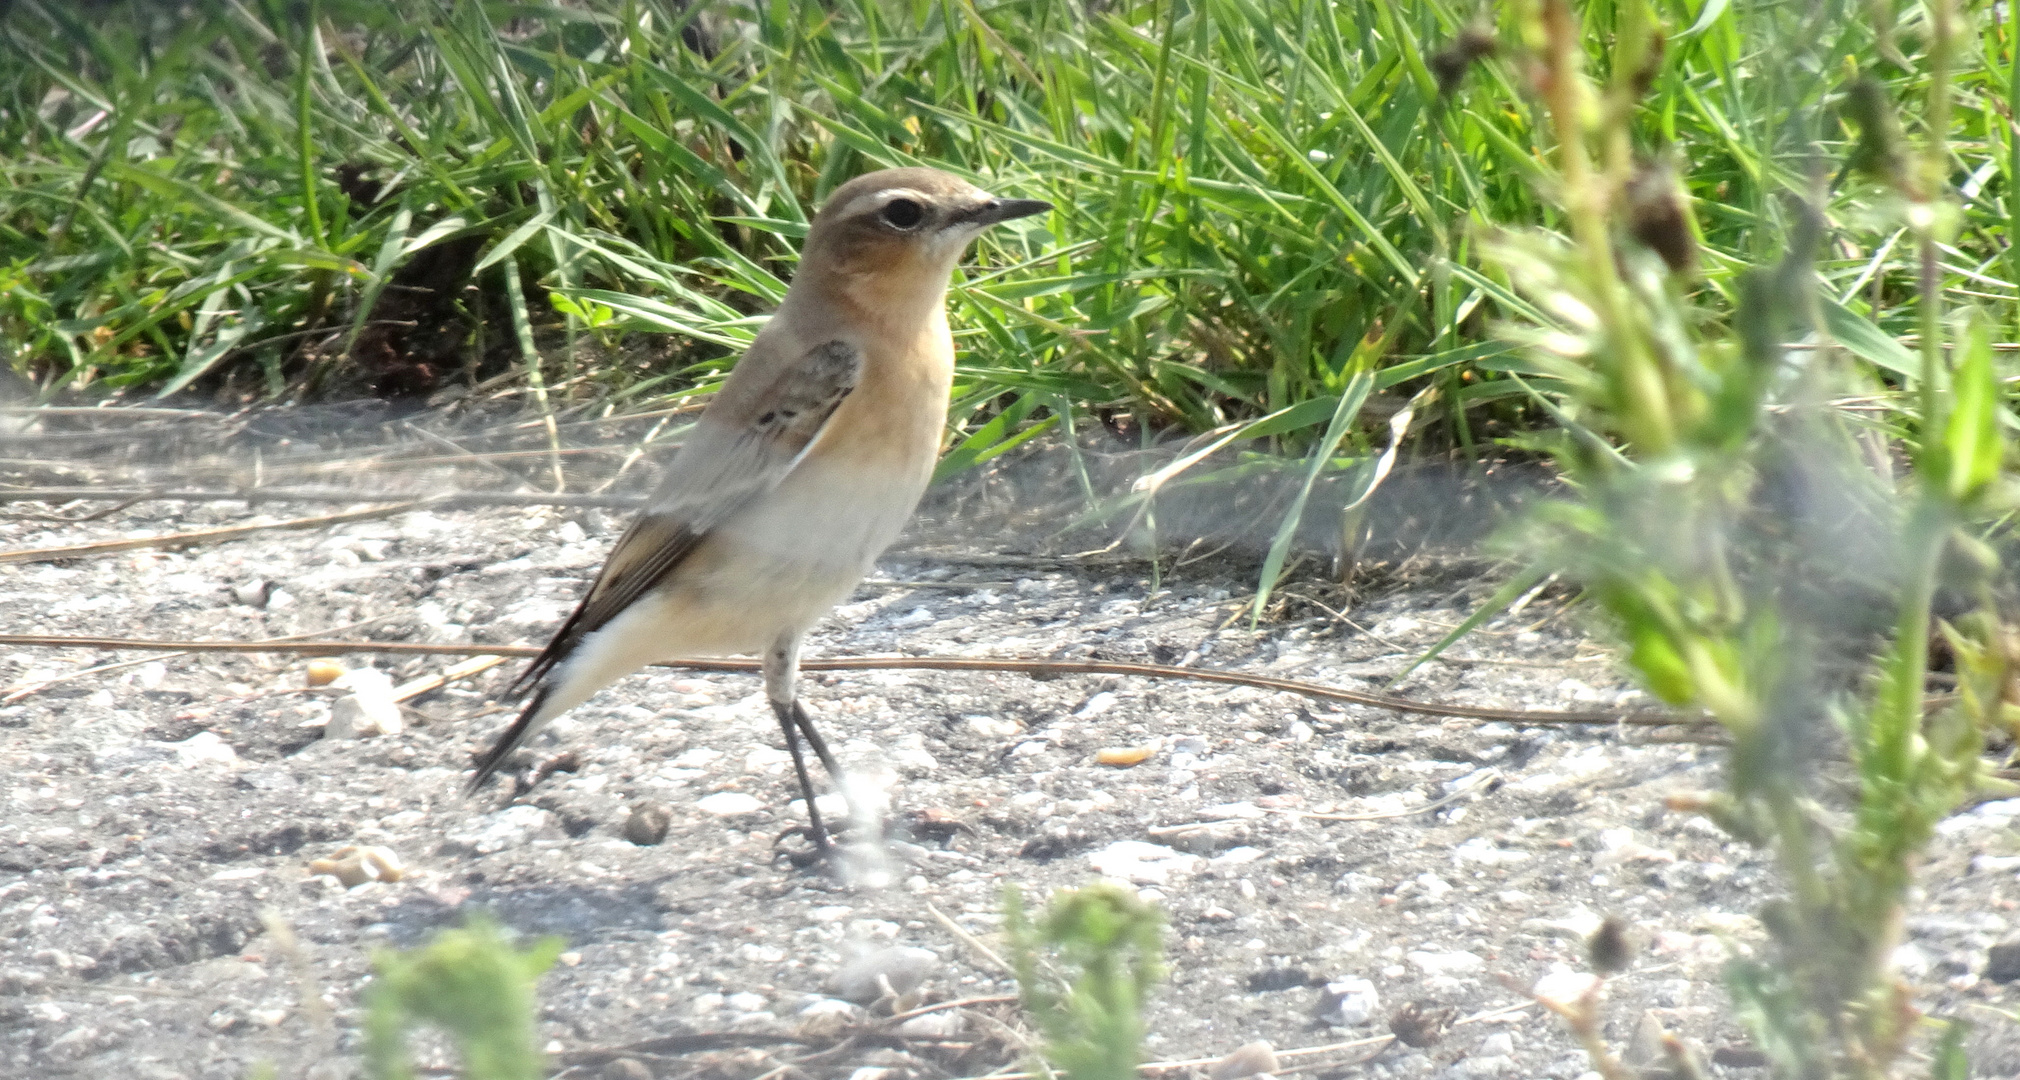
[1985,941,2020,982]
[233,580,274,608]
[600,1058,652,1080]
[172,731,239,768]
[623,802,673,845]
[832,946,939,1003]
[797,997,860,1039]
[893,1011,963,1038]
[1087,840,1202,885]
[1074,691,1118,718]
[325,669,402,739]
[1388,1000,1456,1048]
[1623,1010,1668,1067]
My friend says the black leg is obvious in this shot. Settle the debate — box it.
[790,699,872,830]
[771,697,832,850]
[791,699,843,779]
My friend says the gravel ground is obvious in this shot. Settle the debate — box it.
[4,410,2020,1079]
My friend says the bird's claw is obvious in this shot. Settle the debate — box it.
[772,824,840,869]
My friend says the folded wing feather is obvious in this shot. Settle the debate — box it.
[469,339,862,788]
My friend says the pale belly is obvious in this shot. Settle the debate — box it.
[606,451,932,661]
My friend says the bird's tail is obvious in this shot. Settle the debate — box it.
[466,685,554,793]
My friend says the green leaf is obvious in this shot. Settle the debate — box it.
[1249,370,1373,624]
[473,210,557,273]
[1821,300,1917,381]
[1941,316,2003,504]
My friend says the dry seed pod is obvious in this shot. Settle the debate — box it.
[308,845,405,887]
[1625,161,1696,274]
[1096,744,1156,767]
[1429,26,1497,96]
[305,659,346,687]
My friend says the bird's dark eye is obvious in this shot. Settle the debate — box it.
[880,198,924,230]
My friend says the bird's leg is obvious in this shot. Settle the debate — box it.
[767,630,881,859]
[769,695,831,851]
[765,633,831,851]
[787,697,880,845]
[789,700,843,782]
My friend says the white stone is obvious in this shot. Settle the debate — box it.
[325,669,402,739]
[671,748,723,768]
[1452,838,1529,866]
[695,792,764,816]
[1406,949,1483,976]
[1315,977,1379,1026]
[1088,840,1202,885]
[1074,691,1119,718]
[1533,969,1601,1009]
[964,715,1021,738]
[172,731,239,768]
[452,805,553,854]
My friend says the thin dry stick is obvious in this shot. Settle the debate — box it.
[0,632,1695,727]
[2,652,171,704]
[882,995,1022,1025]
[945,998,1536,1080]
[0,486,643,510]
[1138,768,1500,827]
[0,614,413,702]
[1272,768,1503,821]
[944,1035,1400,1080]
[925,901,1014,974]
[390,655,509,703]
[0,501,430,564]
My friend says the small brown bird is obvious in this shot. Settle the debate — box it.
[470,167,1051,852]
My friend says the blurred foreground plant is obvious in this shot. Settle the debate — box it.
[363,917,564,1080]
[1482,0,2006,1074]
[1006,884,1165,1080]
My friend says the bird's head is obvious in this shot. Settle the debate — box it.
[798,167,1050,300]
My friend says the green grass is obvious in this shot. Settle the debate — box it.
[9,0,2010,620]
[6,1,2007,442]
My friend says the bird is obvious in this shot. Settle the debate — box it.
[467,167,1051,855]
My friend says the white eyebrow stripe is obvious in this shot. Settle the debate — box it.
[849,188,925,214]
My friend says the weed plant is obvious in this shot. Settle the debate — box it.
[1479,0,2011,1074]
[362,917,563,1080]
[1007,884,1166,1080]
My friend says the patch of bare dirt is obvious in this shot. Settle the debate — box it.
[2,407,2017,1079]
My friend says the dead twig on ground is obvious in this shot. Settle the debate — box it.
[0,486,643,511]
[0,502,431,564]
[0,631,1697,727]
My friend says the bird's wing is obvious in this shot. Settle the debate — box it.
[508,338,861,696]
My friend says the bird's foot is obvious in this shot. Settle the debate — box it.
[772,823,841,870]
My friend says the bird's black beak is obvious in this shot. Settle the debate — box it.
[965,197,1053,226]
